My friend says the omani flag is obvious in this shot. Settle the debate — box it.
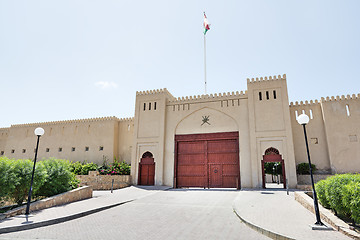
[203,12,210,35]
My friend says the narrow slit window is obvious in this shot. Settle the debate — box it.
[346,104,350,116]
[273,90,276,99]
[266,91,269,100]
[302,109,305,114]
[310,109,313,119]
[85,146,89,151]
[295,110,298,119]
[259,92,262,101]
[154,102,157,110]
[143,103,146,111]
[58,147,62,152]
[149,102,151,110]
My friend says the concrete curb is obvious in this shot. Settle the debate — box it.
[0,200,133,234]
[232,204,295,240]
[295,192,360,240]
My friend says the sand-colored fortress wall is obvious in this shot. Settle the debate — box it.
[2,117,120,165]
[0,128,10,156]
[290,93,360,173]
[320,94,360,173]
[289,100,331,172]
[117,118,134,164]
[247,74,297,188]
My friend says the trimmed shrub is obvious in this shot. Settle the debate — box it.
[315,179,330,208]
[315,174,360,224]
[343,182,360,223]
[81,162,98,175]
[69,161,83,175]
[36,158,79,197]
[296,162,317,175]
[325,174,359,216]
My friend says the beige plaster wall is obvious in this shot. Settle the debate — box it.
[131,89,173,185]
[3,117,118,165]
[0,128,9,156]
[320,95,360,173]
[290,101,331,171]
[117,118,134,164]
[247,75,297,188]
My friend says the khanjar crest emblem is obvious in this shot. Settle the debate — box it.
[201,116,210,126]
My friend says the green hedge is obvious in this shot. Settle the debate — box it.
[0,157,79,206]
[69,161,98,175]
[69,159,130,176]
[315,174,360,225]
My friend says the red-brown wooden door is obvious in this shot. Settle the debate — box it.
[175,132,240,189]
[139,157,155,185]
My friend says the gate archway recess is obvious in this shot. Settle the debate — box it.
[174,132,240,189]
[261,148,286,189]
[138,152,155,185]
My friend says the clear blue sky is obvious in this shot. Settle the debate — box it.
[1,0,359,127]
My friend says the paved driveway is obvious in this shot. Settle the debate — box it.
[0,189,269,240]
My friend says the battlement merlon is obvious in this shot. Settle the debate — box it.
[136,88,175,100]
[247,74,286,84]
[10,116,127,128]
[168,90,247,104]
[290,93,360,107]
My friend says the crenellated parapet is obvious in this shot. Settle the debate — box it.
[136,88,175,99]
[247,74,286,84]
[168,90,247,105]
[290,93,360,108]
[0,127,10,131]
[290,99,320,107]
[11,116,122,128]
[118,117,134,122]
[320,93,360,103]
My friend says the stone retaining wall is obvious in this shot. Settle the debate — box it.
[76,171,131,190]
[297,174,332,185]
[0,186,92,220]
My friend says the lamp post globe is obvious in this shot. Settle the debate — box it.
[297,113,310,125]
[34,127,45,136]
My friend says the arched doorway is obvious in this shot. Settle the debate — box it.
[138,151,155,185]
[261,147,286,189]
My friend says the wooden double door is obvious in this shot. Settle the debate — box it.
[175,132,240,189]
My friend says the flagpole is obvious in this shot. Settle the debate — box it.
[204,33,207,94]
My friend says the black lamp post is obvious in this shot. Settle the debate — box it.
[25,127,45,215]
[297,114,324,226]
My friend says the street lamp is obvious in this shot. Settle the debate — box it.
[297,114,324,226]
[25,127,45,215]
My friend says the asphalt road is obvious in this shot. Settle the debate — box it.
[0,189,269,240]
